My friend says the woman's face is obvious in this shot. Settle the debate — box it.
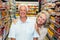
[37,14,47,25]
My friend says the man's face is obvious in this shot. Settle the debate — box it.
[19,6,27,17]
[37,14,47,25]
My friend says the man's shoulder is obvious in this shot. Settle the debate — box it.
[12,16,20,23]
[27,17,36,23]
[12,18,19,24]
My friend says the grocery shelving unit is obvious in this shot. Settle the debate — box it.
[0,2,12,40]
[41,1,60,40]
[48,13,60,40]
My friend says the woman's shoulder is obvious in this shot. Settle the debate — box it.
[42,27,48,32]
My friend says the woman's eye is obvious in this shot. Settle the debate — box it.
[40,16,42,18]
[42,18,45,21]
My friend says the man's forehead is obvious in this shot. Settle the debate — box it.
[20,6,26,8]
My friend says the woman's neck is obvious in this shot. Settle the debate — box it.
[37,24,42,28]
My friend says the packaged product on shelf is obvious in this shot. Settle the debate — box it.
[48,28,54,38]
[41,3,55,11]
[54,27,60,38]
[0,28,2,35]
[50,23,55,28]
[0,12,2,19]
[55,15,60,24]
[55,2,60,12]
[0,1,6,9]
[0,20,2,26]
[2,11,7,17]
[0,26,5,40]
[0,1,3,8]
[50,15,55,21]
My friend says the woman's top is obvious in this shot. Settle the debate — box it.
[38,26,48,40]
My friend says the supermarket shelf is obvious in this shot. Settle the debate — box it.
[3,19,11,24]
[47,33,53,40]
[29,7,38,8]
[0,7,11,40]
[0,19,11,28]
[49,26,60,35]
[0,8,6,11]
[50,19,60,28]
[50,13,60,16]
[3,29,9,40]
[0,16,10,20]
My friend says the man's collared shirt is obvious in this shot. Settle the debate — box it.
[8,17,39,40]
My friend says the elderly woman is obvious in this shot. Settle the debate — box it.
[35,10,49,40]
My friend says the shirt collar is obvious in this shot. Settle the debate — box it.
[19,17,29,24]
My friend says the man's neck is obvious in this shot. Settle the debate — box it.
[20,16,27,23]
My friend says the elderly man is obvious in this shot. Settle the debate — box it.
[8,4,39,40]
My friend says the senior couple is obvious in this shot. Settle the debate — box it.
[8,4,49,40]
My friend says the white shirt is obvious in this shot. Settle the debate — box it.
[8,17,39,40]
[38,26,48,40]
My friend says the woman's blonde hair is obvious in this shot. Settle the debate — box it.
[36,10,50,25]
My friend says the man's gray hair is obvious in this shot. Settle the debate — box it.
[18,4,28,11]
